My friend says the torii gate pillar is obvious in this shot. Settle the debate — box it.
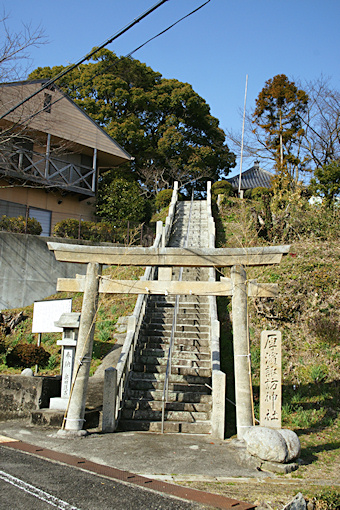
[59,262,102,435]
[231,265,254,439]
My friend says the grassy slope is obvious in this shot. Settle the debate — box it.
[183,198,339,509]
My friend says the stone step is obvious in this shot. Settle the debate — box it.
[141,324,210,335]
[145,312,210,321]
[136,355,211,366]
[128,378,210,393]
[132,363,211,377]
[126,389,212,403]
[138,338,210,350]
[118,419,212,434]
[172,219,208,224]
[144,312,210,322]
[138,348,211,359]
[148,299,209,308]
[140,325,210,341]
[30,407,100,429]
[171,227,208,232]
[124,399,211,413]
[121,408,210,422]
[130,372,211,384]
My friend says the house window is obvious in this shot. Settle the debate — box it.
[0,199,26,218]
[29,207,52,236]
[43,93,52,113]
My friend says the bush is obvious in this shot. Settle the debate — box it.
[53,218,150,245]
[6,343,50,368]
[53,219,116,242]
[0,215,42,235]
[96,173,147,223]
[251,187,272,200]
[155,189,174,210]
[53,218,80,238]
[0,331,6,355]
[211,180,234,199]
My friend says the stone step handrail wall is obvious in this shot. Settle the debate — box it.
[207,181,226,439]
[113,184,179,426]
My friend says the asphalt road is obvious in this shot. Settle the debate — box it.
[0,446,204,510]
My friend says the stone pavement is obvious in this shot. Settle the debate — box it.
[0,420,273,484]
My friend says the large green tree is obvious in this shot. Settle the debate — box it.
[309,160,340,208]
[96,169,147,222]
[252,74,309,182]
[29,49,235,196]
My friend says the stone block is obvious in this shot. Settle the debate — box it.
[0,375,61,420]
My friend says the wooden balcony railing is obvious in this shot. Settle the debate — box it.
[0,147,96,196]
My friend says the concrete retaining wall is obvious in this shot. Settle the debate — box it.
[0,375,61,420]
[0,232,118,310]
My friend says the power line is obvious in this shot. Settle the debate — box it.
[0,0,169,121]
[1,0,211,132]
[126,0,211,57]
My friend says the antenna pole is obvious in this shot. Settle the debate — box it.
[238,74,248,198]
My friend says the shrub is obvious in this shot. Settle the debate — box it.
[0,215,42,235]
[6,343,50,368]
[53,218,148,245]
[0,330,6,355]
[251,187,272,200]
[96,174,147,223]
[53,219,116,242]
[155,189,174,210]
[211,180,234,199]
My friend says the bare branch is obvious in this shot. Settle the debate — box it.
[0,13,47,82]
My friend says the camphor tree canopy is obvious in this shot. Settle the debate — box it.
[29,49,235,197]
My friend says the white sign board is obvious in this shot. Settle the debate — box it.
[32,299,72,333]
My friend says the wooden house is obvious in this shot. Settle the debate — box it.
[0,80,132,235]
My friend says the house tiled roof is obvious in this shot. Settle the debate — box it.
[227,162,273,190]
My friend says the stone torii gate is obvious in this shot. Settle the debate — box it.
[48,241,290,438]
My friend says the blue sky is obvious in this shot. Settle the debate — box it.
[4,0,340,176]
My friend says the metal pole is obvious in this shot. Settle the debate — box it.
[45,133,51,178]
[238,75,248,198]
[34,333,42,375]
[92,148,97,192]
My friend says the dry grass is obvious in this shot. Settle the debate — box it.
[209,197,340,509]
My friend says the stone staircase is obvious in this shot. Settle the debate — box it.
[119,200,212,433]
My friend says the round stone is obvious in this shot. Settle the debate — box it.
[278,428,301,462]
[243,426,288,463]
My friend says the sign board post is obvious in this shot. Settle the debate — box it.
[32,299,72,334]
[32,299,72,374]
[260,330,282,428]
